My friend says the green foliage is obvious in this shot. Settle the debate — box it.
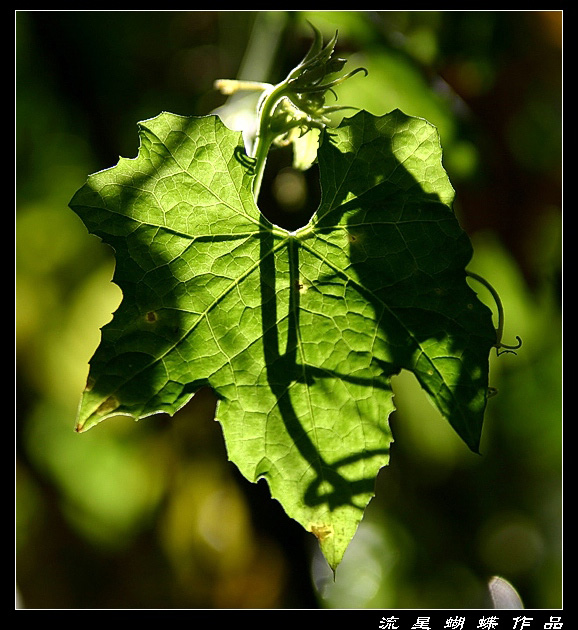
[69,101,495,568]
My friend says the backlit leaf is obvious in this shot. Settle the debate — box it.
[70,109,496,570]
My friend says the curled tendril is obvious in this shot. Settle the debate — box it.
[495,336,523,356]
[233,146,257,174]
[466,271,522,357]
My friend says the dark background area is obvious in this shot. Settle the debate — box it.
[16,11,562,609]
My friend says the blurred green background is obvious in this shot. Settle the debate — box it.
[16,11,562,609]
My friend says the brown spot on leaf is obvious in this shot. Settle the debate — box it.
[96,395,120,416]
[145,311,158,323]
[309,524,334,543]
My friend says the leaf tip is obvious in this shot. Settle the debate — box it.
[309,523,343,572]
[74,417,90,433]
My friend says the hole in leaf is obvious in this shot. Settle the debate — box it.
[257,145,321,231]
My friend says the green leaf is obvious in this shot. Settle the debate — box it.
[70,109,496,570]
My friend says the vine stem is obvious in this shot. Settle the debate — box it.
[466,270,522,355]
[251,83,288,202]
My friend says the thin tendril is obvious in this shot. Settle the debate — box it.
[466,270,522,356]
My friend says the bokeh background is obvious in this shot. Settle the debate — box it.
[16,11,562,609]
